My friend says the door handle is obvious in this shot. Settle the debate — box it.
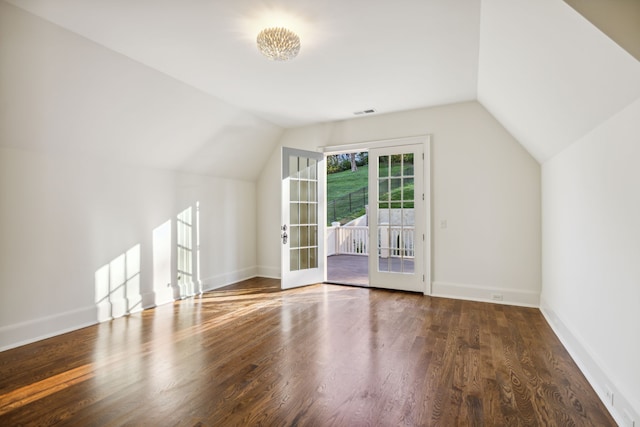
[281,225,288,245]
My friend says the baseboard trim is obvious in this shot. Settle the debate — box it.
[431,281,540,307]
[200,266,260,292]
[0,306,97,352]
[0,267,263,353]
[257,265,281,279]
[540,299,639,427]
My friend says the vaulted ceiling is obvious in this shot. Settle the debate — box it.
[478,0,640,162]
[4,0,640,164]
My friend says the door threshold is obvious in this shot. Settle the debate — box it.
[324,281,370,288]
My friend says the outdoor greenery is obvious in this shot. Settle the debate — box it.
[379,182,415,209]
[326,152,368,174]
[326,153,416,224]
[327,165,369,200]
[326,165,369,224]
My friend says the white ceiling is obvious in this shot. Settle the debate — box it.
[5,0,640,164]
[478,0,640,162]
[4,0,481,128]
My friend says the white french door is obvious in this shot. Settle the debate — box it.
[281,147,325,289]
[368,144,425,293]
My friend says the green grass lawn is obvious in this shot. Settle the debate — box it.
[380,182,414,209]
[326,164,411,197]
[326,166,368,224]
[326,164,415,224]
[326,165,369,200]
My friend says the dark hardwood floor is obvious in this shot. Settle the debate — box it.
[0,278,615,426]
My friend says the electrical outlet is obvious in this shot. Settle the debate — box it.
[491,293,503,301]
[604,386,614,405]
[440,220,447,229]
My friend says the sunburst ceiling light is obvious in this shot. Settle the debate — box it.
[257,27,301,61]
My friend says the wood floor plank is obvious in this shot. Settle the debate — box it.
[0,278,616,426]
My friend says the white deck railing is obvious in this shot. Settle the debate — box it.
[380,226,415,258]
[335,226,369,255]
[329,225,414,258]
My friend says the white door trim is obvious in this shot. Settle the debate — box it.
[323,135,431,295]
[320,135,430,154]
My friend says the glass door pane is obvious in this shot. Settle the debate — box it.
[377,153,415,274]
[289,156,318,272]
[368,143,424,293]
[281,147,325,289]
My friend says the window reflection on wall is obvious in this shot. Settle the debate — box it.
[95,244,141,322]
[94,201,202,322]
[177,203,200,299]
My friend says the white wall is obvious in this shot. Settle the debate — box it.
[0,1,282,180]
[0,2,267,351]
[257,101,541,306]
[0,147,258,350]
[541,97,640,424]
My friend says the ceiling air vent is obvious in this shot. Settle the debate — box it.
[353,108,377,116]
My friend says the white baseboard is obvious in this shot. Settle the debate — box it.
[431,281,540,307]
[0,267,264,352]
[257,265,281,279]
[0,306,97,352]
[96,297,147,323]
[141,290,179,310]
[540,299,639,427]
[200,266,260,292]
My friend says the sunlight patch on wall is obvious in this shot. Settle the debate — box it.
[177,202,201,299]
[177,206,195,298]
[92,202,203,322]
[153,219,173,306]
[94,244,142,322]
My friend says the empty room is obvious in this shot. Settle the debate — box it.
[1,0,639,425]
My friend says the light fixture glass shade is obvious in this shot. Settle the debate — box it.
[257,27,300,61]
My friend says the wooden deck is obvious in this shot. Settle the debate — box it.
[327,254,369,286]
[326,254,415,287]
[0,277,615,426]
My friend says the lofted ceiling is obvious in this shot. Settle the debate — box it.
[478,0,640,162]
[4,0,481,128]
[4,0,640,164]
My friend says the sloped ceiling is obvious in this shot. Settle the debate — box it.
[3,0,481,128]
[478,0,640,162]
[0,2,283,180]
[563,0,640,62]
[3,0,640,166]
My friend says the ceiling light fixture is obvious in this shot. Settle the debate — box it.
[257,27,301,61]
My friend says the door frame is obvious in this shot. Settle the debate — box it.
[321,135,431,295]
